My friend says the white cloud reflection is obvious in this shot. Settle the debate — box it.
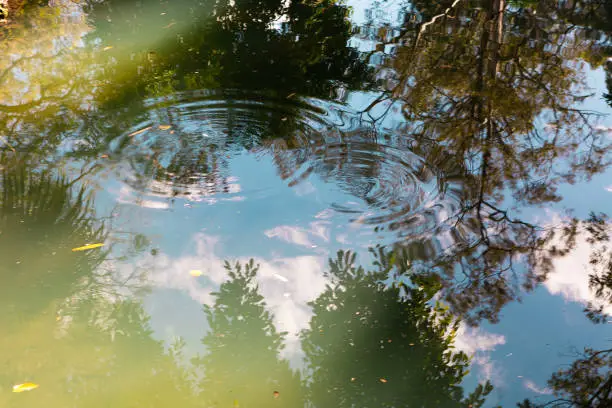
[455,326,506,385]
[111,230,509,375]
[523,379,553,395]
[264,221,331,248]
[114,232,328,360]
[544,214,612,317]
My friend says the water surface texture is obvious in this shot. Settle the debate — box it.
[1,0,611,407]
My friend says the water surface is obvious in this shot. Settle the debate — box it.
[1,0,611,407]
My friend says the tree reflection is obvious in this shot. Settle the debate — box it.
[86,0,370,98]
[0,1,93,155]
[3,0,611,331]
[79,0,372,198]
[193,259,304,407]
[517,346,611,408]
[301,249,493,408]
[192,253,494,407]
[517,212,611,407]
[346,0,612,323]
[0,294,196,408]
[0,156,196,407]
[0,156,106,320]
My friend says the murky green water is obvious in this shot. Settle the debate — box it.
[1,0,611,406]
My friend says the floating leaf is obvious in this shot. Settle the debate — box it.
[103,46,113,51]
[72,243,104,252]
[190,270,203,277]
[158,125,172,130]
[379,378,387,383]
[128,126,152,137]
[273,391,280,399]
[13,383,39,393]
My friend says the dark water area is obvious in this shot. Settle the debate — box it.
[0,0,611,406]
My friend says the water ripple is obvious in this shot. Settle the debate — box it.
[105,90,460,239]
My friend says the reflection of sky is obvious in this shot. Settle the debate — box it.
[546,67,612,217]
[47,0,612,405]
[90,139,611,406]
[85,49,612,408]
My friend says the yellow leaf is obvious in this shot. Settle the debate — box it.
[103,46,113,51]
[71,243,104,252]
[379,378,387,383]
[189,270,203,277]
[128,126,152,137]
[158,125,172,130]
[13,383,39,393]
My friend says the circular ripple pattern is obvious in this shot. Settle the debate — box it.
[284,140,442,227]
[105,89,458,236]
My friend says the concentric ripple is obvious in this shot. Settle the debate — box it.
[103,89,459,237]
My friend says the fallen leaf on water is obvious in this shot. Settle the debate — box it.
[189,270,203,277]
[286,93,296,99]
[379,378,387,383]
[128,126,152,137]
[350,377,356,382]
[100,154,109,158]
[158,125,172,130]
[103,46,113,51]
[163,22,176,29]
[13,383,39,393]
[72,243,104,252]
[273,391,280,399]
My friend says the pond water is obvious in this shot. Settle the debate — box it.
[1,0,611,407]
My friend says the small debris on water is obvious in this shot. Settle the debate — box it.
[128,126,152,137]
[13,383,39,393]
[72,243,104,252]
